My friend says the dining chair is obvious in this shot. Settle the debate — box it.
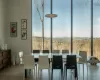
[64,55,78,80]
[52,50,60,54]
[33,50,40,53]
[38,56,50,80]
[78,51,88,80]
[23,55,36,79]
[19,51,23,64]
[51,55,63,80]
[42,50,51,64]
[62,50,69,54]
[15,51,23,65]
[33,50,40,62]
[62,50,69,69]
[42,50,49,54]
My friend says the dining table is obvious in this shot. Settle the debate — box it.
[31,53,81,59]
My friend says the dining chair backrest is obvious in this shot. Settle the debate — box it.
[52,50,60,54]
[38,56,49,69]
[79,51,87,63]
[66,55,77,67]
[42,50,49,53]
[66,55,78,79]
[23,55,35,69]
[52,55,63,69]
[33,50,40,53]
[62,50,69,54]
[19,51,23,58]
[18,51,24,64]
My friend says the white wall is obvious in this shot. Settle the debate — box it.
[6,0,32,62]
[0,0,7,47]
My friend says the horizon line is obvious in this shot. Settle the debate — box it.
[32,36,100,38]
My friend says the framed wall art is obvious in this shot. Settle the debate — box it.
[10,22,17,37]
[21,30,27,40]
[21,19,27,29]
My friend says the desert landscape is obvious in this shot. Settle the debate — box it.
[32,36,100,59]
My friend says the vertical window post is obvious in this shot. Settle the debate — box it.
[50,0,53,53]
[71,0,73,53]
[91,0,93,56]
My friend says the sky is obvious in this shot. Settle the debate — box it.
[32,0,100,38]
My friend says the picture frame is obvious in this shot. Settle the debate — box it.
[10,22,17,37]
[21,19,27,29]
[21,29,27,40]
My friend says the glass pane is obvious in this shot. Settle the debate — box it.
[32,0,42,50]
[93,0,100,59]
[52,0,71,52]
[44,0,50,50]
[73,0,91,56]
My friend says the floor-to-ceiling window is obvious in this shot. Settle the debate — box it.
[52,0,71,52]
[93,0,100,58]
[73,0,91,56]
[44,0,51,50]
[32,0,51,50]
[32,0,42,50]
[32,0,100,59]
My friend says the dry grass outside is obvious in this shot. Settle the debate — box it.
[32,37,100,60]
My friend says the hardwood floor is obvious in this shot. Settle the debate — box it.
[0,64,100,80]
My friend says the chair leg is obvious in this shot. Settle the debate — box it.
[66,69,67,80]
[29,69,31,76]
[40,69,42,80]
[25,69,27,78]
[75,77,78,80]
[38,69,40,80]
[51,69,53,80]
[36,64,37,80]
[33,69,35,80]
[61,69,63,80]
[64,66,66,80]
[48,69,50,80]
[35,63,37,80]
[79,64,80,78]
[77,68,78,80]
[83,64,84,80]
[49,64,51,80]
[86,63,88,80]
[75,68,78,80]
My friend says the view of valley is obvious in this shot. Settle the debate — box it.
[32,37,100,59]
